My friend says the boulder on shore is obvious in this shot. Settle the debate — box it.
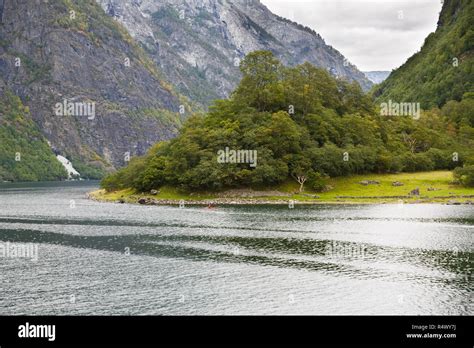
[409,188,420,196]
[360,180,380,186]
[138,197,150,205]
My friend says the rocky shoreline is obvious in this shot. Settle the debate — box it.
[87,190,474,206]
[87,192,313,206]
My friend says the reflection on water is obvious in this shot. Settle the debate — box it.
[0,181,472,315]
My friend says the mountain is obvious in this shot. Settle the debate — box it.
[97,0,373,106]
[0,0,190,179]
[363,71,390,84]
[0,0,372,182]
[373,0,473,109]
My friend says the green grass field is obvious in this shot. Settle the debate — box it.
[305,171,474,203]
[90,171,474,205]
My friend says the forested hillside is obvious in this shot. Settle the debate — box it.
[0,91,67,181]
[373,0,473,108]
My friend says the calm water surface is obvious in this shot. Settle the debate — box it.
[0,181,472,315]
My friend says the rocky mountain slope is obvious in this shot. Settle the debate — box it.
[1,0,373,181]
[0,0,189,177]
[97,0,373,106]
[373,0,473,108]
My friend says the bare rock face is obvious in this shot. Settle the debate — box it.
[0,0,186,172]
[97,0,373,106]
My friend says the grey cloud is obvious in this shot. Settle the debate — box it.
[261,0,442,71]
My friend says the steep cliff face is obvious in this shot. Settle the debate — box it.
[0,0,187,175]
[97,0,372,106]
[373,0,473,108]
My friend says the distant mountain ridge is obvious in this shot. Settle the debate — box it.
[363,71,390,84]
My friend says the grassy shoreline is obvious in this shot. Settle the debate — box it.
[89,171,474,205]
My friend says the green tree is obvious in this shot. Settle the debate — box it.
[233,51,284,112]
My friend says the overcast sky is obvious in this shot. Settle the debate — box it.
[260,0,443,71]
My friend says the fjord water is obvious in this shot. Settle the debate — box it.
[0,182,472,315]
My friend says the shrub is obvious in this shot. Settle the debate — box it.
[453,165,474,187]
[401,153,435,172]
[307,171,330,192]
[425,148,451,169]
